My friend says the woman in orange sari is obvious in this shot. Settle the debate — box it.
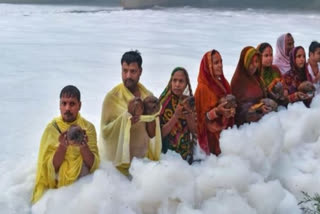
[195,50,235,156]
[231,46,272,126]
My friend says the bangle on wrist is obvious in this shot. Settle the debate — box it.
[206,112,212,120]
[207,108,217,121]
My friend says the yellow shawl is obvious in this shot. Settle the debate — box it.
[32,114,99,204]
[99,83,161,173]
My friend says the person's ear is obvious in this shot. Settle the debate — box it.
[79,101,82,111]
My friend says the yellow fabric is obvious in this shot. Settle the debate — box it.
[32,114,100,204]
[99,83,162,174]
[244,47,258,70]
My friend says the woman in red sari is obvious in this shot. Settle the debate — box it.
[231,46,272,126]
[195,50,235,156]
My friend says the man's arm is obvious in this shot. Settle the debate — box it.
[80,145,95,169]
[53,131,68,172]
[79,133,95,169]
[146,121,156,138]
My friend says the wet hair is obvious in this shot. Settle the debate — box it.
[170,67,193,96]
[121,50,143,68]
[258,42,272,53]
[60,85,81,101]
[309,41,320,56]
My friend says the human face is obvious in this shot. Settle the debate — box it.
[261,46,273,67]
[248,54,259,76]
[171,70,187,97]
[121,62,142,92]
[60,96,81,123]
[285,35,295,56]
[211,52,223,77]
[310,48,320,63]
[295,48,306,69]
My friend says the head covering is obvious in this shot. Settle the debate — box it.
[288,46,311,82]
[194,50,232,154]
[159,67,192,104]
[159,67,195,161]
[283,46,313,106]
[231,46,266,126]
[273,34,292,74]
[231,46,265,104]
[257,43,282,89]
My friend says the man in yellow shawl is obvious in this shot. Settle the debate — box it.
[32,85,100,204]
[99,50,162,175]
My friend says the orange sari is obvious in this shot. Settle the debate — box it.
[194,50,233,155]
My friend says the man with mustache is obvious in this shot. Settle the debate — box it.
[32,85,100,204]
[99,50,161,175]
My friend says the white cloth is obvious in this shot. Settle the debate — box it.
[307,63,320,93]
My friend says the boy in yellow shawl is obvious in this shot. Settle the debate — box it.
[99,50,162,175]
[32,85,100,204]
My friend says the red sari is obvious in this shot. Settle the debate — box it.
[194,50,234,155]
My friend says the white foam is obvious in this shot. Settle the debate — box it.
[1,5,320,214]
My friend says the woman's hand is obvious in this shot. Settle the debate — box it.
[261,105,273,114]
[174,104,184,119]
[296,91,309,101]
[215,101,235,118]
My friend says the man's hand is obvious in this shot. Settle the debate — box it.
[128,97,144,116]
[58,131,68,147]
[143,95,160,115]
[131,115,140,124]
[76,130,88,147]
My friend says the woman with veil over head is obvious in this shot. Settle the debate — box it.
[282,46,314,107]
[273,33,295,74]
[194,50,235,156]
[159,67,197,164]
[231,46,273,126]
[257,42,288,106]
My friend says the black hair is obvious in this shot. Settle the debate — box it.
[309,41,320,56]
[286,33,293,39]
[121,50,143,68]
[258,42,272,53]
[60,85,81,102]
